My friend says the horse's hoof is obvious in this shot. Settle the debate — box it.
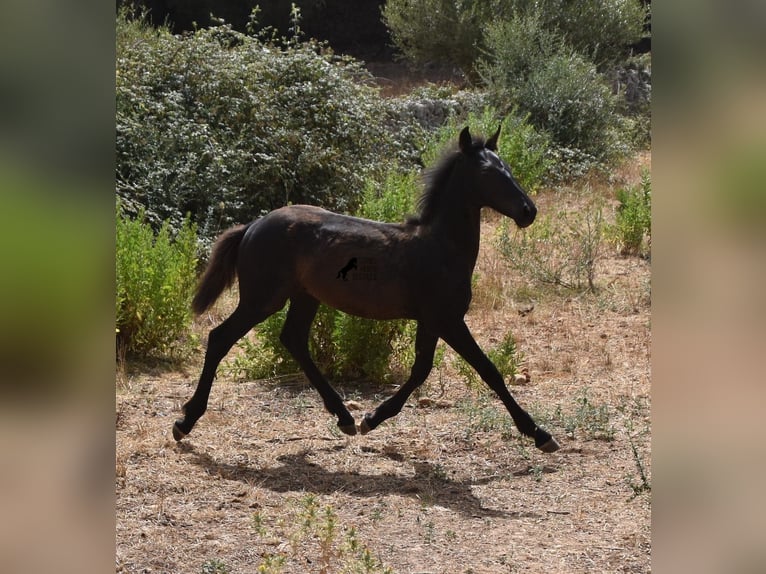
[358,416,373,435]
[172,420,188,442]
[534,427,560,453]
[537,436,560,453]
[338,422,357,436]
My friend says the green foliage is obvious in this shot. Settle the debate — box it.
[530,389,616,443]
[423,107,552,192]
[201,559,231,574]
[565,390,616,441]
[116,200,198,357]
[359,169,419,221]
[384,0,645,170]
[116,10,417,240]
[522,52,628,163]
[505,0,645,69]
[383,0,645,74]
[498,194,605,293]
[478,12,629,166]
[610,169,651,256]
[249,495,393,573]
[381,0,486,78]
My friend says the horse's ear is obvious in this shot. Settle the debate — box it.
[486,123,502,151]
[459,126,472,153]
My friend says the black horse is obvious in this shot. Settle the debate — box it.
[173,126,560,453]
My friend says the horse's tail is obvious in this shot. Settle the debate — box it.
[192,223,250,315]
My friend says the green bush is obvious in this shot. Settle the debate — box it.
[382,0,645,74]
[116,11,418,241]
[610,169,651,255]
[478,13,629,166]
[381,0,485,78]
[521,52,628,162]
[385,0,645,170]
[537,0,646,68]
[116,201,198,357]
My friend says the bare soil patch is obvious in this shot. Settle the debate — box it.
[117,156,651,573]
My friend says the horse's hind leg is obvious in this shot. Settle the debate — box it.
[279,294,357,435]
[438,319,560,453]
[173,303,276,441]
[359,323,438,434]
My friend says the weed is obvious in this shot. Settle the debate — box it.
[201,559,231,574]
[531,389,615,442]
[610,168,651,256]
[626,435,651,499]
[498,195,605,294]
[250,497,395,573]
[455,331,524,394]
[116,200,198,358]
[257,554,286,574]
[529,464,545,482]
[457,395,514,439]
[567,390,615,441]
[423,520,436,544]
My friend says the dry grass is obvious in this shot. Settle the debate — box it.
[116,154,650,573]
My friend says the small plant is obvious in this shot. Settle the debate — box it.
[565,390,615,441]
[455,331,524,394]
[610,169,651,256]
[457,395,514,439]
[626,434,652,498]
[201,559,231,574]
[498,195,604,293]
[257,554,286,574]
[115,200,198,358]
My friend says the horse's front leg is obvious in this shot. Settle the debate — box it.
[360,324,438,434]
[438,319,560,453]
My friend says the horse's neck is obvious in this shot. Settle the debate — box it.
[428,183,482,270]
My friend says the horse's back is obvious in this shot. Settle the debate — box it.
[238,205,421,319]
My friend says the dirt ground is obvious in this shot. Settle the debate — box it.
[116,154,651,573]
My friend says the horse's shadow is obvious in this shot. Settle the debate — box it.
[180,442,539,520]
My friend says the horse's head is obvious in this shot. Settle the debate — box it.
[459,125,537,228]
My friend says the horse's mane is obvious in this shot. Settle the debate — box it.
[409,136,487,225]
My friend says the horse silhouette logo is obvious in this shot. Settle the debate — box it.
[336,257,358,281]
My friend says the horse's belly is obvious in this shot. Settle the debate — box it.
[307,279,413,320]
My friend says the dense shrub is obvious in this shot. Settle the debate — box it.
[384,0,647,169]
[382,0,646,75]
[478,13,629,166]
[534,0,646,68]
[381,0,485,78]
[116,201,198,357]
[116,11,418,241]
